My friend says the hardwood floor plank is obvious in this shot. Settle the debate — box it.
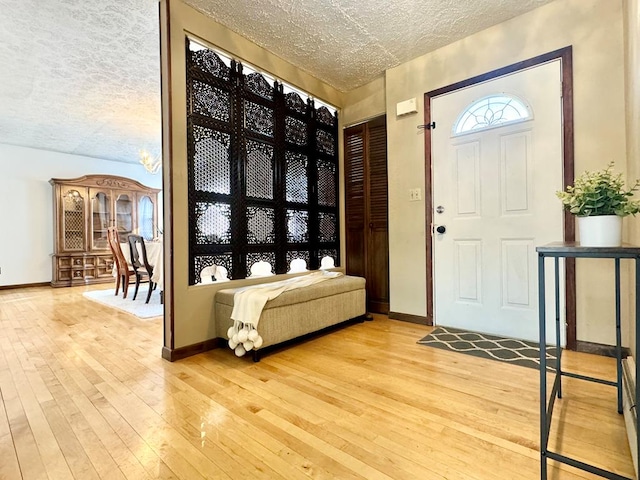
[0,286,634,479]
[0,383,22,480]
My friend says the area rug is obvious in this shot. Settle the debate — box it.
[82,288,163,319]
[417,326,557,370]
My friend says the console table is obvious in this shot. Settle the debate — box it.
[537,242,639,479]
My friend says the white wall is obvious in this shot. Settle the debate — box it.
[0,143,163,286]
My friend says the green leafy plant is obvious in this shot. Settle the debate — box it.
[556,162,640,216]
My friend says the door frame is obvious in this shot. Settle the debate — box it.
[423,46,576,350]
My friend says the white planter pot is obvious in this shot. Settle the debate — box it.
[577,215,622,247]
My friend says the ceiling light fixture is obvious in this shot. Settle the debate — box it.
[139,150,162,174]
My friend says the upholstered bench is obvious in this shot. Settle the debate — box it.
[215,275,366,361]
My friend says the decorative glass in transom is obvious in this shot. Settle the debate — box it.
[453,94,531,135]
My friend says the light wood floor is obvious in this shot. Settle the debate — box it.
[0,285,634,479]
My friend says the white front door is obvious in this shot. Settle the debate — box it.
[431,60,564,343]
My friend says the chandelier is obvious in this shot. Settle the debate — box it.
[139,150,162,174]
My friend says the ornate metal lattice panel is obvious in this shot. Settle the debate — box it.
[246,141,274,199]
[194,254,233,284]
[189,47,231,81]
[317,159,336,207]
[193,125,231,194]
[285,151,308,203]
[244,101,274,137]
[286,209,309,243]
[285,91,307,115]
[245,72,274,100]
[285,116,307,146]
[195,202,231,244]
[247,206,275,244]
[318,249,338,265]
[246,252,276,276]
[63,190,84,250]
[316,106,336,127]
[318,212,337,243]
[316,129,335,156]
[286,250,310,267]
[191,80,230,122]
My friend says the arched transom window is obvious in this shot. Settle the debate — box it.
[453,94,531,135]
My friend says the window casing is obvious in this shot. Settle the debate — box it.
[185,39,340,284]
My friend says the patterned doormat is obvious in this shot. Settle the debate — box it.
[417,326,558,370]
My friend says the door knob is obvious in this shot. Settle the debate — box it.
[436,225,446,234]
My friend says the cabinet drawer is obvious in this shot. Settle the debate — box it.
[96,266,113,278]
[97,256,114,267]
[58,269,73,281]
[58,257,73,268]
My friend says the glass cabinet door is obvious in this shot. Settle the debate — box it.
[138,195,155,241]
[90,189,111,250]
[61,188,86,251]
[115,192,133,242]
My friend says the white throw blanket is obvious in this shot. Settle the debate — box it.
[227,270,343,357]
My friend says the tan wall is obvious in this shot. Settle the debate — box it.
[377,0,629,345]
[624,0,640,357]
[342,76,386,127]
[160,0,344,349]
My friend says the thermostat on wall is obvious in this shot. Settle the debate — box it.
[396,97,418,116]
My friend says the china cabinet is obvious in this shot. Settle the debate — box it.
[50,175,160,287]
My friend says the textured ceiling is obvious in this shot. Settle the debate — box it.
[0,0,555,165]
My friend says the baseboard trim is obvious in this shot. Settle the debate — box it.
[0,282,50,290]
[388,311,429,325]
[575,340,630,358]
[162,338,223,362]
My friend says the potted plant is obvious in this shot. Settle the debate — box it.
[556,162,640,247]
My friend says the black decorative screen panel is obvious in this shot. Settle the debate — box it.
[285,116,307,146]
[318,212,337,243]
[287,250,310,268]
[246,141,274,199]
[245,101,274,137]
[245,72,274,100]
[285,152,308,203]
[316,106,336,127]
[194,254,233,284]
[186,38,339,283]
[247,207,275,244]
[195,202,231,244]
[193,126,231,194]
[316,129,335,155]
[285,91,307,115]
[190,48,231,80]
[317,159,336,207]
[286,209,309,243]
[191,80,230,122]
[246,252,276,276]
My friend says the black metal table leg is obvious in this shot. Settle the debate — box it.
[539,252,548,480]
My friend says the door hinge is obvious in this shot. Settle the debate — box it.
[417,121,436,130]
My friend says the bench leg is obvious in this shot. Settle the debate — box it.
[252,350,261,362]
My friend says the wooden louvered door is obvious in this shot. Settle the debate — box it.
[344,115,389,313]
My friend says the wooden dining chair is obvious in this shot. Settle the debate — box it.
[127,234,157,303]
[107,227,135,298]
